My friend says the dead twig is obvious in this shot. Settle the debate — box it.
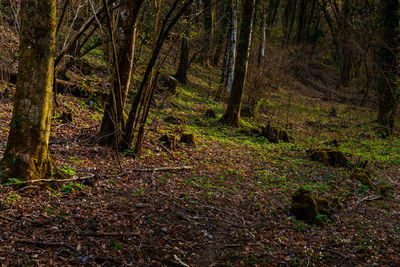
[132,166,193,172]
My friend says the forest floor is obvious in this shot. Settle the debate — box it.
[0,55,400,266]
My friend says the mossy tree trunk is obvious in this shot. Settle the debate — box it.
[99,0,144,145]
[0,0,57,182]
[376,0,399,134]
[221,0,255,126]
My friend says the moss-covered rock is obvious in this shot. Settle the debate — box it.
[180,133,196,147]
[164,115,186,127]
[309,148,349,167]
[290,188,332,225]
[261,124,290,143]
[159,134,177,150]
[350,169,375,188]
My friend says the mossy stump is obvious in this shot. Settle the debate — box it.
[180,133,196,147]
[261,124,290,143]
[204,109,216,119]
[164,115,186,127]
[159,134,177,150]
[290,188,332,225]
[350,169,376,188]
[309,148,349,167]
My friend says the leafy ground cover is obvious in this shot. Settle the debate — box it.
[0,61,399,266]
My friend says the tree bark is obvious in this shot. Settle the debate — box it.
[215,0,237,100]
[175,7,191,84]
[212,0,227,66]
[99,0,144,145]
[199,0,212,65]
[377,0,399,134]
[1,0,57,182]
[221,0,255,126]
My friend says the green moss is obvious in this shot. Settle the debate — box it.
[159,134,177,150]
[350,169,376,188]
[290,188,332,225]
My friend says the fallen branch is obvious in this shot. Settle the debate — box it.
[0,214,17,222]
[10,174,96,185]
[357,195,382,203]
[132,166,193,172]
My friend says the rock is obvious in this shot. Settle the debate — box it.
[290,188,332,225]
[59,111,74,123]
[309,148,349,167]
[164,115,186,127]
[350,169,375,188]
[180,133,196,147]
[204,109,216,119]
[261,124,290,143]
[159,74,177,94]
[159,134,177,150]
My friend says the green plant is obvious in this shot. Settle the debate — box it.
[60,165,76,176]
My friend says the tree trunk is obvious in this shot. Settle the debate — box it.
[225,0,238,94]
[1,0,57,182]
[258,0,268,67]
[377,0,399,134]
[215,0,237,101]
[175,7,191,84]
[221,0,255,126]
[199,0,212,65]
[212,0,227,66]
[122,0,194,152]
[99,0,144,145]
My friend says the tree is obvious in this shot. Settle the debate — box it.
[376,0,399,134]
[0,0,57,182]
[175,6,192,84]
[215,0,237,100]
[99,0,144,145]
[123,0,194,153]
[199,0,212,65]
[221,0,256,126]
